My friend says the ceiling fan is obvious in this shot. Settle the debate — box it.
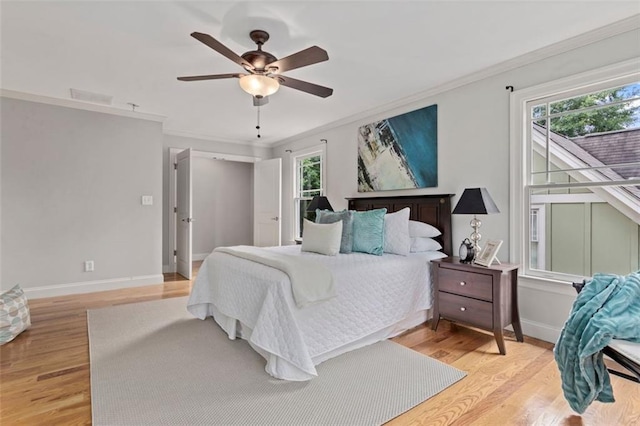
[178,30,333,106]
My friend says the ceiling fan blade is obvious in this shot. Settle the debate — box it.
[267,46,328,73]
[177,73,243,81]
[191,32,253,70]
[278,75,333,98]
[253,96,269,107]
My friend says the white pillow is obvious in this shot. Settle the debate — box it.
[410,237,442,252]
[301,219,343,256]
[408,220,441,238]
[384,207,411,256]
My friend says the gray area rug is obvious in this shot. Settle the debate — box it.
[88,297,466,425]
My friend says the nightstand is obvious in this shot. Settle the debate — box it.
[431,257,523,355]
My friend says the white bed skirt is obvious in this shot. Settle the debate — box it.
[196,302,428,381]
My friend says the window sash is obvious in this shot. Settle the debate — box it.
[511,60,640,282]
[292,147,326,240]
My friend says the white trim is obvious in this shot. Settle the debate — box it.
[530,193,603,204]
[190,150,261,163]
[168,147,260,272]
[163,128,271,147]
[192,253,209,261]
[0,89,165,122]
[162,264,172,273]
[23,274,165,299]
[520,318,563,343]
[272,16,640,148]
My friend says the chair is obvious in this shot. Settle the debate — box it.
[573,281,640,383]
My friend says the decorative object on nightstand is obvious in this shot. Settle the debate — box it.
[474,239,503,267]
[307,196,334,212]
[452,187,499,256]
[431,257,523,355]
[458,238,476,263]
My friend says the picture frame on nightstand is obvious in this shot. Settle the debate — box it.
[474,239,503,267]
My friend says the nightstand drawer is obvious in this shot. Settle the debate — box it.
[438,268,493,301]
[438,292,493,329]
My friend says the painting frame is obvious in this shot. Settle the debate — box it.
[357,104,438,192]
[474,240,503,267]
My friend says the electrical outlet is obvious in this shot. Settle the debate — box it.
[141,195,153,206]
[84,260,94,272]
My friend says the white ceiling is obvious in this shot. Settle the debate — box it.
[1,1,639,146]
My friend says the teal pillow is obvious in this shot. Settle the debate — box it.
[316,209,354,253]
[352,208,387,255]
[316,209,353,253]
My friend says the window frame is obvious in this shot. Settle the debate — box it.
[291,144,327,241]
[509,58,640,283]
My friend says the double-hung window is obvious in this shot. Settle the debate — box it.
[512,60,640,281]
[292,145,326,240]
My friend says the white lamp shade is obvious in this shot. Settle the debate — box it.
[238,75,280,97]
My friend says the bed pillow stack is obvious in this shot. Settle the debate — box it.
[316,209,354,253]
[408,220,442,253]
[383,207,411,256]
[311,208,443,257]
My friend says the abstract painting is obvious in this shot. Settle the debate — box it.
[357,104,437,192]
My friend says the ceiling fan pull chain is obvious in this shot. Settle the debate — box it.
[256,104,261,138]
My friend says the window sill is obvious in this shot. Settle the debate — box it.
[517,273,578,296]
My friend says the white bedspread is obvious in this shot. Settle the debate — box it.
[215,245,335,307]
[187,245,442,381]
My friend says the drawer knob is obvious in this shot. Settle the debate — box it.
[460,307,467,312]
[459,281,466,286]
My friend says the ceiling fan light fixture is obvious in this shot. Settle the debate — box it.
[239,74,279,97]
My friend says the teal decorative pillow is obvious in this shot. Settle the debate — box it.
[0,285,31,345]
[352,208,387,255]
[316,209,354,253]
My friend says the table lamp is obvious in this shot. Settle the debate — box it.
[452,188,499,253]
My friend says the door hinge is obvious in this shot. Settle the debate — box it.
[173,250,177,256]
[174,206,177,213]
[174,163,177,170]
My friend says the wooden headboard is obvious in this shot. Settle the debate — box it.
[347,194,454,256]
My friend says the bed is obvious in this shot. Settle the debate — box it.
[187,194,453,381]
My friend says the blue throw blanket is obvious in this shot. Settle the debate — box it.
[554,271,640,413]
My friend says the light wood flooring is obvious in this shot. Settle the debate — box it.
[1,263,638,425]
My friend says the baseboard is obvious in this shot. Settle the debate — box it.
[162,264,172,273]
[193,253,209,261]
[23,274,165,299]
[520,318,562,344]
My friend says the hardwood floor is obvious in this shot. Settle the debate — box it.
[1,264,638,425]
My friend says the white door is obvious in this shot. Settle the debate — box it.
[254,158,282,247]
[176,148,193,279]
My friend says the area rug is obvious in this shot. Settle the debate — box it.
[88,297,466,425]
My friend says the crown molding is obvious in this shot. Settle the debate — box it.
[162,128,271,148]
[271,14,640,148]
[0,89,165,122]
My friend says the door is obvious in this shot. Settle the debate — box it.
[254,158,281,247]
[176,148,193,279]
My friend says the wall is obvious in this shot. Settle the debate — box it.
[162,134,271,269]
[192,157,253,259]
[272,28,640,343]
[1,97,164,297]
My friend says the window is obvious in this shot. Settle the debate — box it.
[292,145,326,240]
[511,60,640,281]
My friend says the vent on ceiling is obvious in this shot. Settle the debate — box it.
[70,88,113,105]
